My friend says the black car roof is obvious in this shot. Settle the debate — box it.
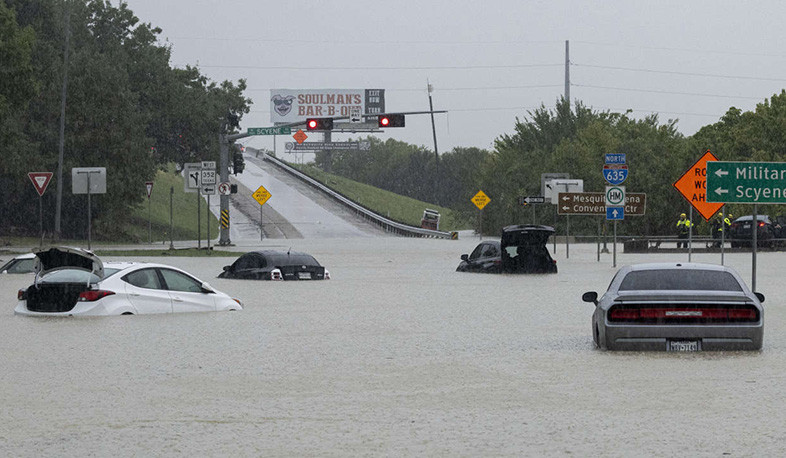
[242,250,320,266]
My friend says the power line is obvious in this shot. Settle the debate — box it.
[573,40,786,59]
[245,84,562,93]
[572,62,786,82]
[573,83,767,100]
[175,63,563,71]
[165,36,561,46]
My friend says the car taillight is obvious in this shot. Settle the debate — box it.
[78,290,115,302]
[609,306,758,322]
[610,309,639,320]
[758,222,766,227]
[17,289,27,300]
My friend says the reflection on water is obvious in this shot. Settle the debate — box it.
[1,239,785,455]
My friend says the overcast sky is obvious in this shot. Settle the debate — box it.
[121,0,786,155]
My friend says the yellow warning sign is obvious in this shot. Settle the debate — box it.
[252,185,272,206]
[471,190,490,210]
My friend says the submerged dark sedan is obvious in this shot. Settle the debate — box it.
[219,250,330,281]
[582,263,764,351]
[457,225,557,274]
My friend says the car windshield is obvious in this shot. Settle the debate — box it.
[619,269,743,291]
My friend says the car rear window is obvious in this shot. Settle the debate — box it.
[619,269,743,291]
[39,268,102,284]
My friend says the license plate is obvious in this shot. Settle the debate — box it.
[297,272,312,280]
[667,340,700,352]
[743,223,751,229]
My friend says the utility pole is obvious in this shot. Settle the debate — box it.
[428,81,440,203]
[54,3,71,240]
[564,40,570,103]
[428,81,439,162]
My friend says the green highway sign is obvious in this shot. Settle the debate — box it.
[247,126,292,136]
[707,161,786,204]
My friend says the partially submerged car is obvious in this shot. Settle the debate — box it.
[1,253,36,274]
[582,262,763,351]
[15,247,242,316]
[457,225,557,274]
[219,250,330,280]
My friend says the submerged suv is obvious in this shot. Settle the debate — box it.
[729,215,782,248]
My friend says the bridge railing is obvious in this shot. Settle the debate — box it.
[262,154,455,239]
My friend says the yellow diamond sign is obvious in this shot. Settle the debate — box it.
[471,190,490,210]
[252,185,272,206]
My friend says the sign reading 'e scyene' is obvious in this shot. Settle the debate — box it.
[707,161,786,204]
[673,150,723,221]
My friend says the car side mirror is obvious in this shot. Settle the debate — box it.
[201,282,215,293]
[755,292,765,303]
[582,291,598,305]
[461,254,469,261]
[222,266,230,272]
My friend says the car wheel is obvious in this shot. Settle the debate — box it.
[121,312,134,315]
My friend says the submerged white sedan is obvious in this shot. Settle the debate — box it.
[582,262,764,351]
[15,247,242,316]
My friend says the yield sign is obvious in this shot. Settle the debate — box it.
[145,181,154,198]
[673,149,723,221]
[28,172,53,197]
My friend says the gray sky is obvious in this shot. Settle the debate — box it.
[122,0,786,154]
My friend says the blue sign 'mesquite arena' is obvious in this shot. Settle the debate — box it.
[603,164,628,185]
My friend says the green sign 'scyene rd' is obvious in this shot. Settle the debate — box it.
[707,161,786,204]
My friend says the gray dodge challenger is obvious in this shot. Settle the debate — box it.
[582,263,764,351]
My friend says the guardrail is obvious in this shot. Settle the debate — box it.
[262,154,455,239]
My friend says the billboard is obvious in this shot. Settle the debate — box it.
[270,89,385,124]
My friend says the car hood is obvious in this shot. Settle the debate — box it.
[34,246,104,277]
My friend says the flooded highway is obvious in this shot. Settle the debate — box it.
[2,238,786,456]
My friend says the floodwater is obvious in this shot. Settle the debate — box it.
[2,238,786,456]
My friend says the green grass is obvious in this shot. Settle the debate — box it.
[126,166,219,243]
[290,163,467,230]
[94,248,236,257]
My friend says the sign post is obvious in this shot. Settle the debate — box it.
[72,167,106,250]
[28,172,53,247]
[471,190,490,240]
[673,150,722,262]
[146,181,154,244]
[253,185,272,240]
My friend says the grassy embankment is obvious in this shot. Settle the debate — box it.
[289,163,466,231]
[124,166,219,243]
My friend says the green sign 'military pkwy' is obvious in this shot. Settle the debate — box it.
[707,161,786,203]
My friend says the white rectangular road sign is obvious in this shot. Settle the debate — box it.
[72,167,107,194]
[200,169,217,185]
[201,185,217,195]
[547,179,584,204]
[183,162,202,193]
[201,161,216,170]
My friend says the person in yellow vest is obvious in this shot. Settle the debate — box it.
[676,213,691,248]
[711,212,731,247]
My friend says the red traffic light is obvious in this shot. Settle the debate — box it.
[377,114,405,128]
[306,118,333,131]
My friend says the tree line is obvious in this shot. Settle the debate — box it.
[0,0,249,240]
[317,96,786,236]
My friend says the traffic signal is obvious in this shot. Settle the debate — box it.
[305,118,333,131]
[378,114,405,127]
[232,150,245,175]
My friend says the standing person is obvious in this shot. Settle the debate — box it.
[677,213,691,248]
[712,212,723,247]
